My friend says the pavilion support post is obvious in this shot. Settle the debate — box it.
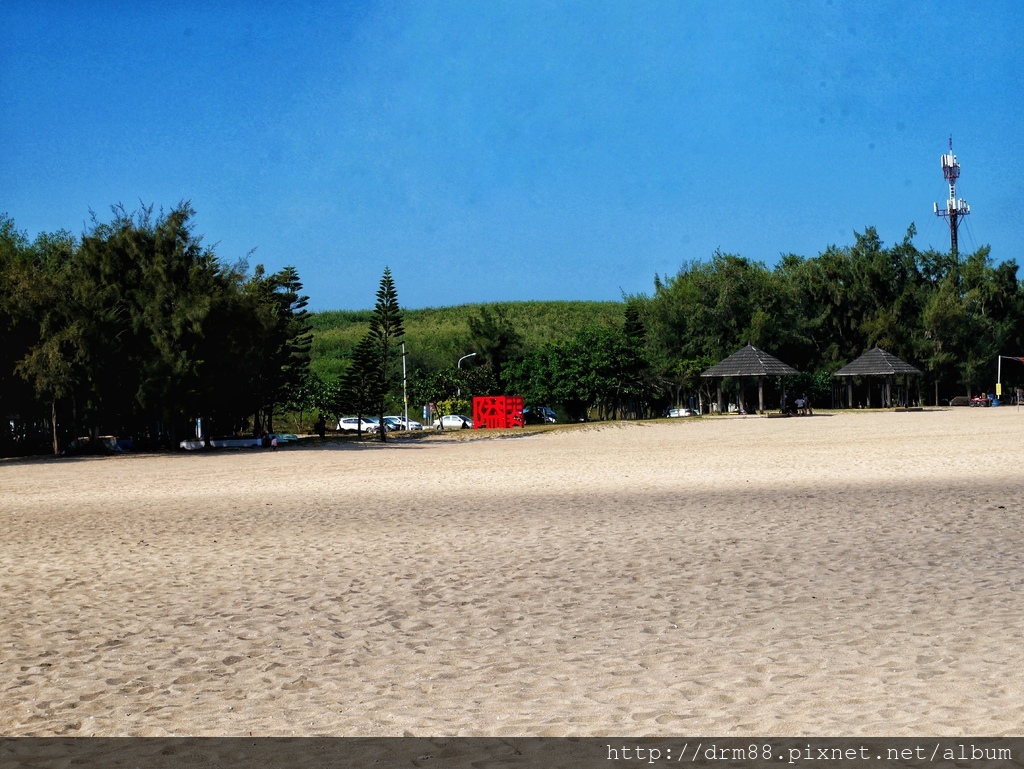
[716,380,723,415]
[866,379,872,409]
[846,379,853,409]
[758,376,765,414]
[738,379,745,413]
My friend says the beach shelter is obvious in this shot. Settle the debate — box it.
[701,344,799,414]
[832,346,921,408]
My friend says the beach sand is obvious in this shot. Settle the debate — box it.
[2,407,1023,737]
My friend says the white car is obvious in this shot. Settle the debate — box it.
[385,416,423,431]
[337,417,379,434]
[667,408,697,417]
[433,414,474,430]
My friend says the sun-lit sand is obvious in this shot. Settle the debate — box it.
[2,407,1023,737]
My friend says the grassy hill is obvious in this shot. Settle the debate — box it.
[310,300,625,380]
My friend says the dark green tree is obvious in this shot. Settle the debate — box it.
[503,317,658,422]
[9,229,84,453]
[467,304,523,391]
[245,264,313,433]
[0,204,330,455]
[646,251,800,366]
[0,215,36,452]
[341,333,383,438]
[366,268,404,441]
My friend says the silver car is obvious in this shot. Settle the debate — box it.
[385,416,423,431]
[433,414,474,430]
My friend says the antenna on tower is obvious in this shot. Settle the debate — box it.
[933,136,970,260]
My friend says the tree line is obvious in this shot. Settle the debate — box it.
[377,225,1023,421]
[1,204,314,455]
[639,226,1022,410]
[4,205,1021,455]
[0,203,415,455]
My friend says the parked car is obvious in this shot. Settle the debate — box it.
[523,406,557,424]
[363,417,393,432]
[385,416,423,431]
[433,414,474,430]
[948,396,970,406]
[667,408,697,417]
[337,417,380,434]
[62,435,126,456]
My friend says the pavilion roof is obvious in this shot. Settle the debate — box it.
[833,347,921,377]
[700,344,799,378]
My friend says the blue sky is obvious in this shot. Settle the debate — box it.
[3,2,1022,311]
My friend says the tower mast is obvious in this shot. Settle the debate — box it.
[933,137,970,259]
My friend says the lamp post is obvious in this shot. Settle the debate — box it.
[457,352,477,397]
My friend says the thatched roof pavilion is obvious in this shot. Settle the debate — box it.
[701,344,799,413]
[833,346,921,377]
[833,346,921,408]
[702,344,799,378]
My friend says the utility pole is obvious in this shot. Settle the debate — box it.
[933,137,970,260]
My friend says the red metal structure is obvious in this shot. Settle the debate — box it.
[472,396,524,429]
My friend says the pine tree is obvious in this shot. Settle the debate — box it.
[341,334,383,438]
[367,268,404,441]
[246,264,312,433]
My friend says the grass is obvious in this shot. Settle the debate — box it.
[309,299,625,380]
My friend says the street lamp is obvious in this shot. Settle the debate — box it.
[456,352,477,397]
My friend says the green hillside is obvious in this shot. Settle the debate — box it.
[310,300,624,380]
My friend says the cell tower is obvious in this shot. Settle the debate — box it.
[933,137,970,259]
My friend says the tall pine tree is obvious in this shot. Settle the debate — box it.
[246,264,312,433]
[367,268,404,442]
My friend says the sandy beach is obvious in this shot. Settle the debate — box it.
[2,407,1023,737]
